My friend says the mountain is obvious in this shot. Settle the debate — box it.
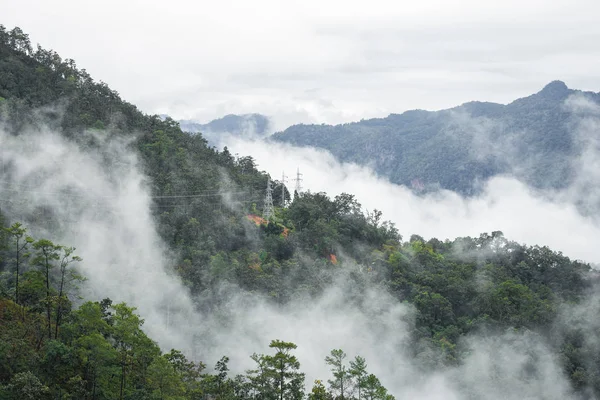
[179,113,271,147]
[273,81,600,195]
[2,25,600,399]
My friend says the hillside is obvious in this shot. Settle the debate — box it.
[179,113,271,147]
[273,81,600,195]
[1,25,600,399]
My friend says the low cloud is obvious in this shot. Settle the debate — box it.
[223,96,600,265]
[0,124,201,352]
[0,117,596,399]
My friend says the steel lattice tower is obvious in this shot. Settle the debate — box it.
[263,178,274,222]
[293,167,303,196]
[281,171,288,207]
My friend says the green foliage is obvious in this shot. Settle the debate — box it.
[147,355,186,399]
[325,349,351,400]
[362,374,393,400]
[308,380,333,400]
[1,25,600,398]
[349,356,368,400]
[246,340,305,400]
[2,371,50,400]
[0,288,207,399]
[2,222,34,305]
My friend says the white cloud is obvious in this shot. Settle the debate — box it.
[0,121,588,399]
[0,125,201,353]
[223,133,600,264]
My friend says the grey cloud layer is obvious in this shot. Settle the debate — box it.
[2,0,599,129]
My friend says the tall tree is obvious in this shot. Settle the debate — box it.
[111,303,160,400]
[165,349,204,397]
[325,349,351,400]
[349,356,368,400]
[215,355,230,397]
[247,353,273,400]
[54,246,82,339]
[32,239,61,339]
[247,340,304,400]
[264,340,304,400]
[115,306,131,400]
[147,355,185,400]
[3,222,33,305]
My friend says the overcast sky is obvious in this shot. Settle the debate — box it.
[2,0,600,130]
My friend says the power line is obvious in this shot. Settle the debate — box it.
[0,185,266,200]
[0,170,305,220]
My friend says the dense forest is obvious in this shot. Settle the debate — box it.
[1,25,600,399]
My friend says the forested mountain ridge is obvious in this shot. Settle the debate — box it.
[1,25,600,399]
[272,81,600,195]
[179,113,270,136]
[178,113,271,148]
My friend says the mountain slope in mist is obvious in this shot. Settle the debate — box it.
[4,24,600,400]
[273,81,600,195]
[179,113,271,147]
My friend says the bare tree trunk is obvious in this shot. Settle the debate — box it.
[45,253,52,339]
[55,266,65,339]
[15,237,20,305]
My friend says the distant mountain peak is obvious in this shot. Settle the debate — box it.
[539,80,569,97]
[178,113,271,147]
[274,80,600,196]
[180,113,270,134]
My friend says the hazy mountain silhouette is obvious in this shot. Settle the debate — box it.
[273,81,600,194]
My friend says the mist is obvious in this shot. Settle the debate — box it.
[223,95,600,266]
[0,124,201,352]
[0,116,594,399]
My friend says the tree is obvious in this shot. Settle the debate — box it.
[247,340,304,400]
[62,301,117,399]
[111,303,160,400]
[215,355,230,397]
[325,349,351,400]
[333,193,361,216]
[308,380,333,400]
[74,332,117,399]
[39,339,76,396]
[264,340,304,400]
[349,356,368,400]
[3,222,33,305]
[363,374,393,400]
[32,239,61,339]
[413,291,455,328]
[53,246,82,339]
[147,355,185,400]
[247,353,273,399]
[164,349,204,397]
[8,27,33,55]
[2,371,50,400]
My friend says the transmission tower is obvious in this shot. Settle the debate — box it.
[263,178,274,222]
[293,167,303,195]
[281,171,288,208]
